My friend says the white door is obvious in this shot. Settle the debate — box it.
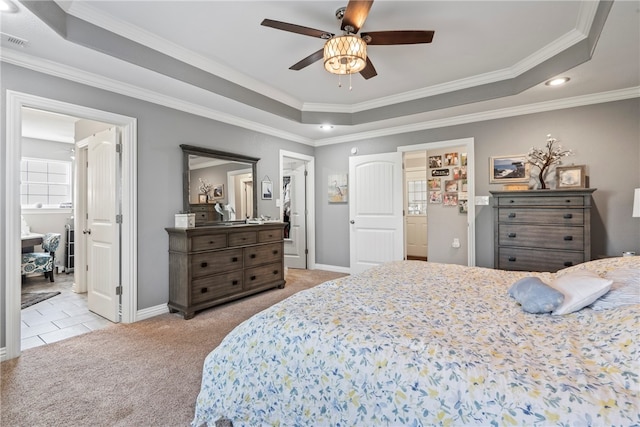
[283,160,307,269]
[405,169,428,259]
[86,128,120,322]
[349,152,404,274]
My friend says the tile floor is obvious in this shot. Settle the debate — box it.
[21,272,112,350]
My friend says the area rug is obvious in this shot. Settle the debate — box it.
[21,292,61,309]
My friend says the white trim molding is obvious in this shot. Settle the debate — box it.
[4,91,138,360]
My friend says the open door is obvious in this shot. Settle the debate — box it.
[86,128,120,322]
[349,152,404,274]
[283,158,307,269]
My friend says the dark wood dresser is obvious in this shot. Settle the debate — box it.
[490,189,596,272]
[166,222,286,319]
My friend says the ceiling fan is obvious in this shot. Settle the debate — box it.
[261,0,434,81]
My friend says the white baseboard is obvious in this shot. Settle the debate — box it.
[0,347,6,362]
[313,264,351,274]
[135,304,169,321]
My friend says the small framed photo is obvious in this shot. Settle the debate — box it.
[428,178,441,190]
[212,184,224,199]
[262,180,273,200]
[198,194,207,203]
[428,155,442,168]
[556,165,587,189]
[490,155,530,183]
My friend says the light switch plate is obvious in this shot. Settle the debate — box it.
[475,196,490,205]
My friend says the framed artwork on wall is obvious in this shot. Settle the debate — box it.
[556,165,587,188]
[490,155,530,183]
[261,180,273,200]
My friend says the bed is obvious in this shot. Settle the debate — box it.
[193,257,639,426]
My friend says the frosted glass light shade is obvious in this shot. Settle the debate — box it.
[323,35,367,75]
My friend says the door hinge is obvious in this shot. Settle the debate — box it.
[116,214,123,224]
[116,143,122,153]
[116,286,123,295]
[305,249,309,254]
[304,170,308,176]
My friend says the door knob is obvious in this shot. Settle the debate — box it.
[350,220,355,224]
[83,229,92,235]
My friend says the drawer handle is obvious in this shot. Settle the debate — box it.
[232,280,239,285]
[200,262,208,268]
[508,213,516,218]
[509,200,515,204]
[201,287,208,293]
[209,240,215,244]
[250,254,256,259]
[508,256,517,262]
[273,270,279,275]
[272,250,278,255]
[563,213,573,219]
[250,275,256,281]
[267,234,273,238]
[564,261,573,267]
[563,236,573,241]
[565,199,571,203]
[508,233,517,238]
[232,257,238,262]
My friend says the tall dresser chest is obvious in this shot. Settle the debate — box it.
[490,189,596,272]
[166,222,286,319]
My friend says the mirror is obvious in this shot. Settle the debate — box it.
[181,144,259,225]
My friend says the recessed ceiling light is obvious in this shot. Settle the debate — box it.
[320,125,334,131]
[0,0,18,13]
[545,77,570,86]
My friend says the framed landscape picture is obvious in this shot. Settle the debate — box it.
[490,155,530,183]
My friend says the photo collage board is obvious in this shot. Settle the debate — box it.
[428,152,468,214]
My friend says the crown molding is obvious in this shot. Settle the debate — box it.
[313,87,640,146]
[3,43,635,149]
[0,49,313,146]
[63,1,304,111]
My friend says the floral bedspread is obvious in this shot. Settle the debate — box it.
[193,260,639,426]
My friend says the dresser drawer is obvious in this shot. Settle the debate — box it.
[498,247,584,272]
[258,228,283,243]
[244,243,283,267]
[244,262,283,290]
[191,233,227,251]
[191,248,243,278]
[498,208,584,225]
[497,196,584,207]
[229,231,257,247]
[191,271,243,305]
[499,225,584,250]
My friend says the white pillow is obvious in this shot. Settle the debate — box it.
[550,270,613,315]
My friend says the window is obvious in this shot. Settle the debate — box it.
[407,179,427,215]
[21,158,72,208]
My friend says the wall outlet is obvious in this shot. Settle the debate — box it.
[452,238,461,248]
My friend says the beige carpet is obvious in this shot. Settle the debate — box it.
[1,268,347,427]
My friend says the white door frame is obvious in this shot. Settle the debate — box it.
[279,150,315,269]
[398,138,476,266]
[4,91,138,360]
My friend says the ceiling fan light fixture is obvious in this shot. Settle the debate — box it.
[323,35,367,75]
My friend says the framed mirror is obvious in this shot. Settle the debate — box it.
[181,144,259,225]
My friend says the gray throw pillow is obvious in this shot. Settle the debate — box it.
[509,276,565,314]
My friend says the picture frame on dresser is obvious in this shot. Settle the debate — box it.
[198,194,207,203]
[489,155,530,183]
[556,165,587,189]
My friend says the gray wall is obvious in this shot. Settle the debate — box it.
[1,63,313,348]
[2,62,639,350]
[314,98,640,267]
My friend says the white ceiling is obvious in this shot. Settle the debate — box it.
[2,0,639,145]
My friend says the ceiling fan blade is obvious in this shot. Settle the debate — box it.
[341,0,373,33]
[261,19,333,39]
[360,57,377,79]
[361,30,435,45]
[289,49,325,71]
